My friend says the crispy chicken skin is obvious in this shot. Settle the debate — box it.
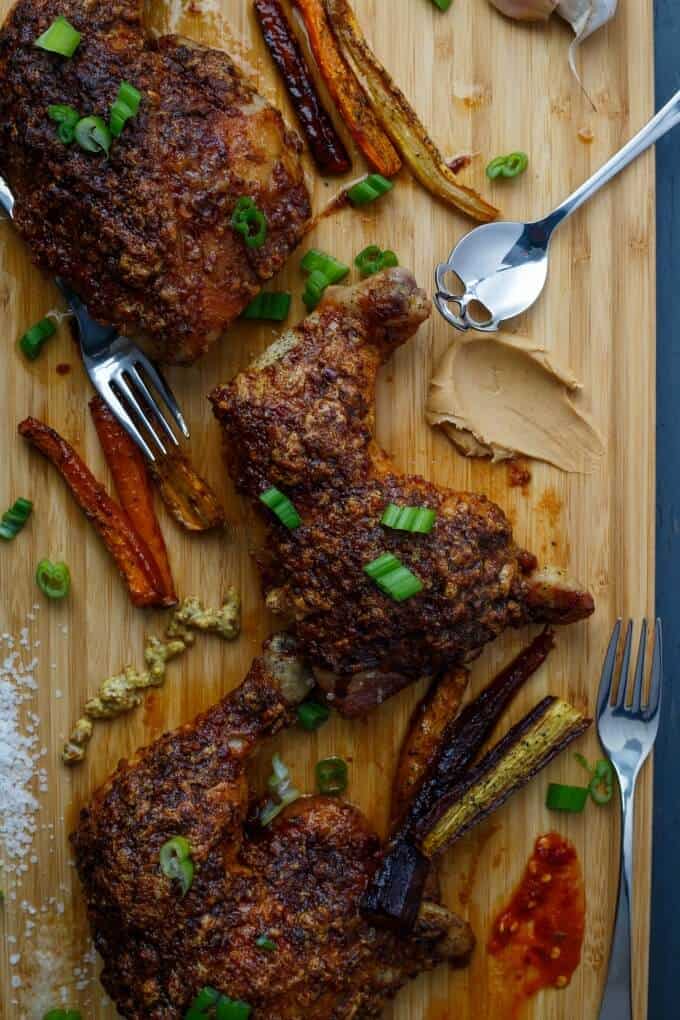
[210,269,594,715]
[0,0,311,363]
[72,635,473,1020]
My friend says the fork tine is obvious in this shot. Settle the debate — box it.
[125,366,179,449]
[597,619,622,717]
[645,618,663,718]
[113,374,167,457]
[614,619,634,709]
[135,360,190,440]
[630,619,648,713]
[97,385,157,462]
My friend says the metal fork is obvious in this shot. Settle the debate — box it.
[0,175,189,462]
[596,618,663,1020]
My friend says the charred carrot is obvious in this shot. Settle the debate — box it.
[254,0,352,175]
[89,397,177,607]
[293,0,401,177]
[18,417,167,608]
[148,450,226,533]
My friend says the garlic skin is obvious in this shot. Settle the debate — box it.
[488,0,557,21]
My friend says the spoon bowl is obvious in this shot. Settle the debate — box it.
[435,219,550,331]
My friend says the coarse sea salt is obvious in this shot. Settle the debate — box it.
[0,635,44,874]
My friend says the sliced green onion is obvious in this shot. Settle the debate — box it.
[216,1000,251,1020]
[430,0,453,9]
[363,552,423,602]
[486,151,529,180]
[19,317,57,360]
[354,245,399,278]
[118,81,141,115]
[261,753,300,826]
[108,81,142,137]
[297,700,331,731]
[57,122,77,144]
[185,986,220,1018]
[259,487,301,529]
[35,559,71,599]
[242,292,292,321]
[545,783,589,812]
[0,498,33,542]
[347,173,394,206]
[315,756,348,796]
[302,269,330,311]
[574,753,615,805]
[231,197,267,249]
[255,933,277,951]
[380,503,437,534]
[300,249,350,285]
[160,835,194,896]
[74,116,112,156]
[48,104,79,126]
[43,1011,82,1020]
[35,17,81,58]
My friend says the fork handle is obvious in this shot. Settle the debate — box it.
[598,780,635,1020]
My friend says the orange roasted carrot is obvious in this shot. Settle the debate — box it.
[18,417,167,609]
[294,0,402,177]
[89,397,177,607]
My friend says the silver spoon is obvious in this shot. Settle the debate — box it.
[435,89,680,332]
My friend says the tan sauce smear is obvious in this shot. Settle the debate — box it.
[427,335,604,473]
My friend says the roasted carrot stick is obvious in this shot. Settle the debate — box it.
[254,0,352,175]
[18,417,167,609]
[293,0,401,176]
[89,397,177,607]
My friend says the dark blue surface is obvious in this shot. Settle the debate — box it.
[651,2,680,1017]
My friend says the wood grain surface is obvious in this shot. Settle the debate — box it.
[0,0,655,1018]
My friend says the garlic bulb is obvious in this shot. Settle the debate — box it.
[489,0,618,96]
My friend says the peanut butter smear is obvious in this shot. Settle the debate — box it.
[427,335,604,473]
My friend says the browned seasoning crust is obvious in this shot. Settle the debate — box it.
[0,0,311,363]
[210,269,595,716]
[72,636,473,1019]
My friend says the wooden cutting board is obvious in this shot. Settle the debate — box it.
[0,0,656,1017]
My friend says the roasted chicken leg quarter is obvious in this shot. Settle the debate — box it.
[211,269,594,715]
[0,0,311,363]
[72,635,474,1019]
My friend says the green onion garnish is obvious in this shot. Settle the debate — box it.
[363,552,423,602]
[35,559,71,600]
[231,196,268,249]
[300,249,350,285]
[297,700,331,731]
[255,933,277,951]
[574,753,614,805]
[315,756,348,796]
[74,115,112,156]
[184,989,251,1020]
[0,498,33,542]
[545,783,589,813]
[430,0,453,10]
[354,245,399,279]
[159,835,194,896]
[260,753,300,826]
[485,151,529,180]
[302,269,330,311]
[109,81,142,137]
[242,292,292,321]
[48,104,80,144]
[380,503,437,534]
[259,487,301,529]
[43,1011,83,1020]
[19,317,57,360]
[35,16,81,58]
[346,173,394,206]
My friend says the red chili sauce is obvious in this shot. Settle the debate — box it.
[488,832,585,1018]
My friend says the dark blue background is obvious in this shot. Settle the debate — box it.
[651,1,679,1017]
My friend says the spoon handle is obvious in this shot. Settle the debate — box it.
[541,89,680,234]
